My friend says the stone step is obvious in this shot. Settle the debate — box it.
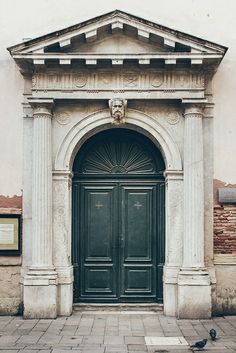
[73,303,163,312]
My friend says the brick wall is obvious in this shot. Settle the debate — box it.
[214,205,236,254]
[214,180,236,255]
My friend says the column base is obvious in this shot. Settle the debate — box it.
[23,268,58,319]
[163,266,179,316]
[177,269,211,319]
[56,266,73,316]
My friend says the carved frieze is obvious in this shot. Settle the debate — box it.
[32,70,204,92]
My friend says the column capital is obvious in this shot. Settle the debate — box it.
[164,170,183,180]
[28,98,54,117]
[183,103,204,118]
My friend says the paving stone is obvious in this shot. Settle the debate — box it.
[82,335,104,344]
[38,333,62,344]
[105,344,128,352]
[127,345,147,351]
[79,348,105,353]
[0,313,236,353]
[52,350,73,353]
[104,336,124,345]
[104,344,127,349]
[0,334,20,344]
[124,337,145,344]
[19,344,48,350]
[60,336,83,345]
[18,334,42,344]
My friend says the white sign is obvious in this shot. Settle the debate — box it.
[0,224,14,244]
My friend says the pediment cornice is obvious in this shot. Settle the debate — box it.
[8,10,227,70]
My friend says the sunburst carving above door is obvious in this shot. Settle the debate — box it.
[73,130,165,176]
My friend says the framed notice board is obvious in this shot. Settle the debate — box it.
[0,214,21,255]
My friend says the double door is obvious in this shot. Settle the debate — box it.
[72,180,164,302]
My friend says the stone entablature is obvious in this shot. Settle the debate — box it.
[31,69,205,100]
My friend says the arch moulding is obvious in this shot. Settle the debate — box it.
[53,108,183,317]
[54,109,183,172]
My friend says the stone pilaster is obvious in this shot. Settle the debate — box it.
[23,99,58,319]
[178,104,211,319]
[52,171,74,316]
[163,170,183,316]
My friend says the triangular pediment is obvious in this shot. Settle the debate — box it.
[62,33,167,55]
[8,10,227,68]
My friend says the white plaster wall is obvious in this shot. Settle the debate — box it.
[0,0,236,196]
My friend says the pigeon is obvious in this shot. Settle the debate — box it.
[209,328,217,340]
[190,338,208,350]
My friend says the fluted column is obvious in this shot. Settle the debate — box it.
[23,99,58,319]
[32,104,53,268]
[178,104,211,319]
[183,105,204,268]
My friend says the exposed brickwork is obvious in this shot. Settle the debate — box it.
[0,195,22,215]
[214,179,236,255]
[214,205,236,254]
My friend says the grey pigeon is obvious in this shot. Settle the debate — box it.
[209,328,217,340]
[190,338,207,350]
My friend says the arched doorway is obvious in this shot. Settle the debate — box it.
[72,128,165,303]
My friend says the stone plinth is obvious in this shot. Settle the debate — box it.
[178,270,211,319]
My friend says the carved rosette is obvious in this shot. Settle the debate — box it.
[166,112,180,125]
[55,112,71,125]
[109,98,127,125]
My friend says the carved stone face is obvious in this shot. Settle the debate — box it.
[109,98,127,124]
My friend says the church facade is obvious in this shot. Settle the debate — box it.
[1,9,235,319]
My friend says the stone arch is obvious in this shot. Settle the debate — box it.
[54,109,182,172]
[53,108,183,316]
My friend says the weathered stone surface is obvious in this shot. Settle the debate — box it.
[0,265,22,315]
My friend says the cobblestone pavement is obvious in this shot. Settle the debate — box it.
[0,311,236,353]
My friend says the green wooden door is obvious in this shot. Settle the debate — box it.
[72,129,165,303]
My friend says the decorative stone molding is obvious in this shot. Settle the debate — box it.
[109,98,127,125]
[33,106,53,119]
[55,112,71,125]
[166,112,180,125]
[31,71,205,92]
[54,109,182,171]
[183,104,204,119]
[214,255,236,265]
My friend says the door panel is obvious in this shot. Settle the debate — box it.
[80,184,118,299]
[73,181,164,302]
[122,187,153,260]
[120,185,156,299]
[85,191,113,260]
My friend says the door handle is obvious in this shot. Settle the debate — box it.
[120,235,125,249]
